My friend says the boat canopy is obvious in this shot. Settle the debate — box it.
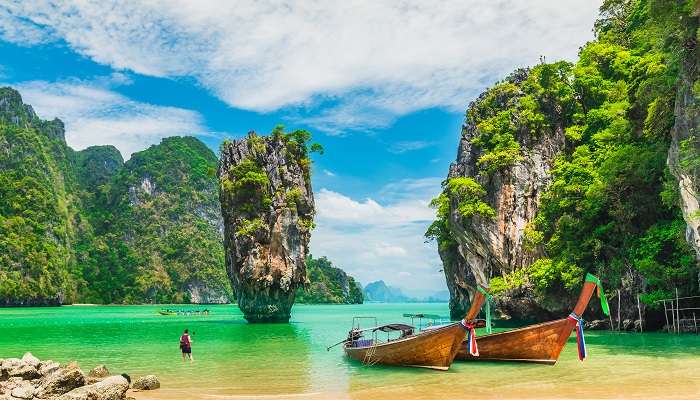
[372,323,415,333]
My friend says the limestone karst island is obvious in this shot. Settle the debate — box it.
[1,1,699,399]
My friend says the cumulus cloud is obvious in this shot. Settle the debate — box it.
[311,178,445,295]
[14,77,207,158]
[0,1,602,132]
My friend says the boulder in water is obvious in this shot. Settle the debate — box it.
[88,365,109,379]
[131,375,160,390]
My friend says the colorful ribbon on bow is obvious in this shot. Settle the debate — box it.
[567,312,586,361]
[460,320,479,356]
[585,273,610,316]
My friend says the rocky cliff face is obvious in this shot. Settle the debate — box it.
[219,131,315,322]
[105,136,232,304]
[668,32,700,261]
[0,87,233,305]
[0,87,74,305]
[440,70,566,319]
[295,256,363,304]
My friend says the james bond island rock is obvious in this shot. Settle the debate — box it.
[431,3,700,325]
[218,127,320,322]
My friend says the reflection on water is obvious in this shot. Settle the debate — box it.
[1,304,699,399]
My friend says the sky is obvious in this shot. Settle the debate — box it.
[0,1,602,297]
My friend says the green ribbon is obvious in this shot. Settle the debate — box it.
[477,286,492,334]
[585,273,610,316]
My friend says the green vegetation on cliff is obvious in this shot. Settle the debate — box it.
[85,136,231,304]
[0,88,232,304]
[295,256,363,304]
[0,121,73,304]
[431,0,699,307]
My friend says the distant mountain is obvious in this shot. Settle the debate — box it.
[424,290,450,302]
[363,280,411,303]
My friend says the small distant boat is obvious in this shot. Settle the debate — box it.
[157,308,211,316]
[330,286,489,370]
[456,273,609,365]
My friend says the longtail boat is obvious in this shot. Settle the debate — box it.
[332,286,489,370]
[157,308,211,316]
[456,273,609,365]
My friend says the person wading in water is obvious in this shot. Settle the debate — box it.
[180,329,193,363]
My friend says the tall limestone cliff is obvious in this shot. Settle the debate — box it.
[431,68,567,320]
[433,2,700,325]
[218,128,317,322]
[0,87,75,305]
[100,136,231,304]
[667,10,700,260]
[0,86,232,305]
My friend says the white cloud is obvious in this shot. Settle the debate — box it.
[388,140,436,154]
[0,6,53,46]
[13,78,207,158]
[311,178,446,296]
[322,169,336,177]
[0,1,602,132]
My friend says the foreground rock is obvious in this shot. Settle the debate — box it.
[88,365,109,379]
[131,375,159,390]
[0,353,157,400]
[218,130,316,322]
[35,363,86,398]
[58,375,128,400]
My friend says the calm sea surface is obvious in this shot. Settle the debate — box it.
[1,303,699,399]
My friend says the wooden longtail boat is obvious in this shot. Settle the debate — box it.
[157,308,211,316]
[337,287,488,370]
[456,273,609,365]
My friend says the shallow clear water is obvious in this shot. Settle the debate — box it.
[1,303,699,399]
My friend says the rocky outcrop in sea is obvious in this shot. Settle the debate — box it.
[218,130,315,322]
[0,353,159,400]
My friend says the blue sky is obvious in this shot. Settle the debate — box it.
[0,1,601,297]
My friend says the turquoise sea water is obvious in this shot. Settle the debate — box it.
[1,303,699,399]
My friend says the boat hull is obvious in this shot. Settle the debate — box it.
[456,318,575,364]
[344,323,465,370]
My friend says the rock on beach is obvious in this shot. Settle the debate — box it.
[0,353,158,400]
